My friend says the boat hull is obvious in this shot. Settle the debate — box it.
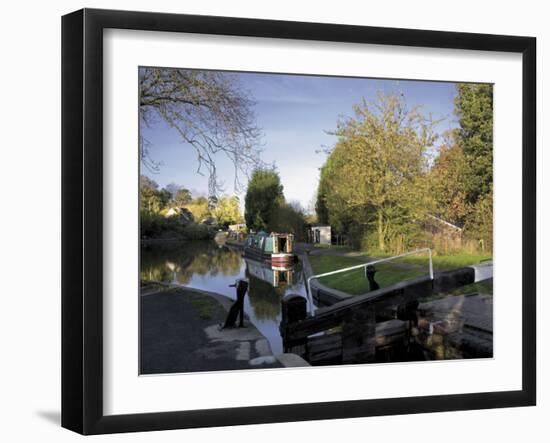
[244,247,294,264]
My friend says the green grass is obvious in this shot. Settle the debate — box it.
[308,255,426,296]
[361,250,492,270]
[400,253,492,271]
[450,279,493,296]
[139,284,224,320]
[308,252,492,296]
[167,288,221,320]
[307,255,364,275]
[308,255,369,296]
[190,297,218,320]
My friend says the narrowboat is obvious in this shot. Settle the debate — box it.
[243,231,295,265]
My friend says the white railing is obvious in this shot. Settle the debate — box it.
[306,248,433,299]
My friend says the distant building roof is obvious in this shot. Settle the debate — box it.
[426,214,462,231]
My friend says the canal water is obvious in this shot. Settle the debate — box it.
[140,240,312,354]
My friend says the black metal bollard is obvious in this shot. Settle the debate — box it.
[282,295,308,325]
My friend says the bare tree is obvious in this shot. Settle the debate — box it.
[139,68,264,196]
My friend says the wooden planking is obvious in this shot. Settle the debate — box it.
[375,320,407,347]
[342,306,376,364]
[281,266,484,364]
[291,320,409,365]
[315,276,433,317]
[433,267,475,293]
[307,333,343,365]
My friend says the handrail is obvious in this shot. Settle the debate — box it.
[306,248,433,304]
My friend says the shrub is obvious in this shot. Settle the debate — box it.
[183,223,214,240]
[464,193,493,253]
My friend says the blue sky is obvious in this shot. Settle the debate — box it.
[140,71,459,211]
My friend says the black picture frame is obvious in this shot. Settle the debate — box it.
[61,8,536,435]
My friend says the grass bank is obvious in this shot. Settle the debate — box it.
[140,282,223,320]
[308,252,492,296]
[395,252,492,270]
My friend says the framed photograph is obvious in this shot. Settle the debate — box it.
[62,8,536,434]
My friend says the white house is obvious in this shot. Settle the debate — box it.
[308,225,331,245]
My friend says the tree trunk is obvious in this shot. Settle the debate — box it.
[377,212,385,251]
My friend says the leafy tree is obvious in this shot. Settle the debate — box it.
[174,188,192,206]
[315,157,333,225]
[140,177,175,242]
[212,196,243,227]
[139,175,171,213]
[317,93,437,252]
[158,188,172,208]
[139,67,264,195]
[269,200,307,239]
[315,86,493,254]
[428,133,469,226]
[182,223,213,241]
[184,196,210,223]
[140,175,164,214]
[463,188,493,252]
[453,84,494,250]
[244,169,284,231]
[208,195,219,210]
[165,182,182,199]
[140,175,159,191]
[454,83,493,203]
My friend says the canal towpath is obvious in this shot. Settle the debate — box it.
[140,282,308,374]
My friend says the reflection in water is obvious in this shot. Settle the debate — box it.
[245,258,294,288]
[246,271,282,320]
[140,241,310,354]
[141,241,242,285]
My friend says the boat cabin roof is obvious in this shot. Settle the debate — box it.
[250,231,294,239]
